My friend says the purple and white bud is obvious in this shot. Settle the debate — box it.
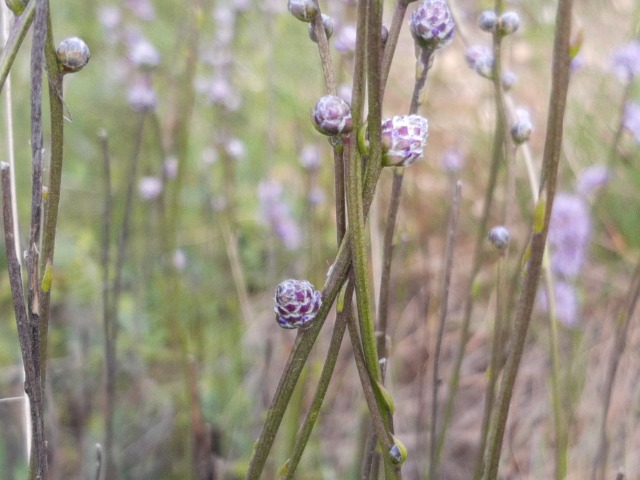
[308,14,334,43]
[287,0,318,23]
[498,11,520,36]
[489,225,510,251]
[501,71,517,90]
[409,0,455,51]
[478,10,497,33]
[274,279,323,329]
[312,95,353,136]
[511,108,533,144]
[381,115,429,167]
[465,45,494,79]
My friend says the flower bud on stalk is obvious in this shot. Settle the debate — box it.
[498,11,520,36]
[478,10,497,33]
[511,109,533,144]
[380,115,429,167]
[56,37,91,73]
[273,279,322,329]
[288,0,318,22]
[308,14,334,43]
[409,0,455,51]
[312,95,353,136]
[489,226,510,251]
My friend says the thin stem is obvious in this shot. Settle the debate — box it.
[482,1,573,477]
[311,1,336,95]
[591,259,640,480]
[380,0,409,98]
[428,180,461,479]
[0,0,36,95]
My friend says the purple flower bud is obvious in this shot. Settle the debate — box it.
[312,95,353,136]
[489,225,510,250]
[56,37,91,73]
[409,0,455,51]
[501,71,517,90]
[576,164,609,197]
[287,0,318,23]
[138,176,163,200]
[498,11,520,36]
[335,24,357,53]
[308,14,334,43]
[381,115,429,167]
[478,10,497,33]
[612,40,640,82]
[465,45,494,79]
[511,108,533,144]
[127,80,157,112]
[548,193,591,279]
[274,279,323,329]
[623,101,640,143]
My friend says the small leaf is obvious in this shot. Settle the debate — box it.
[276,459,290,479]
[533,192,546,233]
[41,261,53,293]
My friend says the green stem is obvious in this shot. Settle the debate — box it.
[0,0,36,95]
[482,1,573,477]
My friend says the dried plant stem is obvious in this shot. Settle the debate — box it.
[481,1,573,478]
[428,181,461,479]
[591,259,640,480]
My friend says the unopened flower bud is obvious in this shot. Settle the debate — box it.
[4,0,26,15]
[312,95,353,136]
[288,0,318,22]
[478,10,497,32]
[381,115,429,167]
[501,71,517,90]
[274,279,322,329]
[409,0,455,51]
[511,109,533,144]
[56,37,91,73]
[308,14,334,43]
[489,226,510,251]
[498,11,520,36]
[465,45,494,79]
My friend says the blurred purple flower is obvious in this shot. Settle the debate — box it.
[623,101,640,143]
[201,147,219,166]
[547,193,591,279]
[259,180,302,250]
[537,280,578,327]
[299,144,322,171]
[335,24,357,53]
[125,0,155,21]
[128,37,161,70]
[173,249,187,270]
[612,40,640,82]
[440,148,464,173]
[98,5,122,30]
[128,79,157,112]
[308,186,325,206]
[164,157,178,180]
[576,164,609,197]
[225,138,246,160]
[465,45,494,79]
[138,176,163,200]
[338,83,352,105]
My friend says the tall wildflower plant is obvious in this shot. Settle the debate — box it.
[242,0,578,477]
[0,1,90,478]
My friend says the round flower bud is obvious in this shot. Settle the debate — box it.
[56,37,91,73]
[511,109,533,144]
[489,225,510,251]
[381,115,429,167]
[498,11,520,36]
[312,95,353,136]
[501,71,517,90]
[409,0,455,51]
[308,14,334,43]
[465,45,494,79]
[274,279,323,329]
[287,0,318,23]
[478,10,497,32]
